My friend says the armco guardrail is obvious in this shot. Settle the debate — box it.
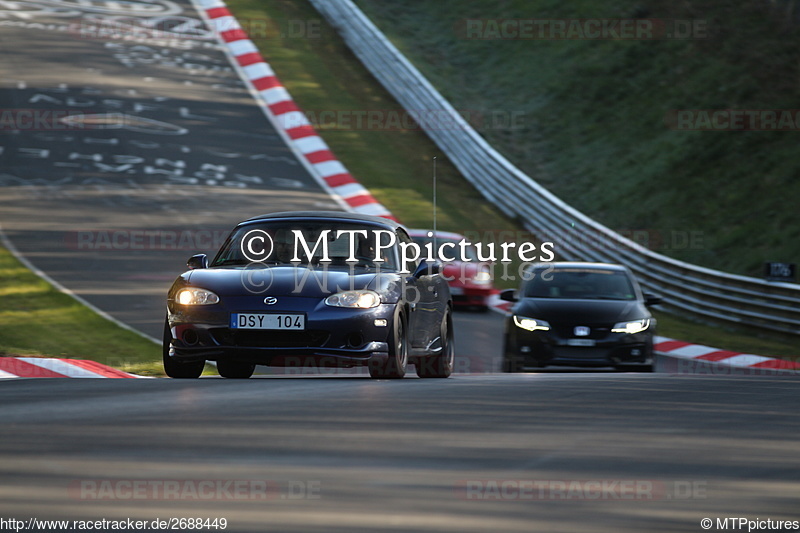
[310,0,800,336]
[310,0,800,334]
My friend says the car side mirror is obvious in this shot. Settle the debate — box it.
[499,289,518,302]
[643,292,662,306]
[187,254,208,270]
[413,259,442,278]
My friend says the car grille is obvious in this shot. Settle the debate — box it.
[210,329,329,348]
[553,347,608,360]
[553,324,611,340]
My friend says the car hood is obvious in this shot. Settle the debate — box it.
[179,265,401,298]
[514,298,647,324]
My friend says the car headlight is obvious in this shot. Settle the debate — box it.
[513,315,551,332]
[325,290,380,309]
[473,270,492,284]
[176,288,220,305]
[611,318,650,334]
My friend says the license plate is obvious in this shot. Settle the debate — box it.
[230,313,305,330]
[566,338,596,347]
[448,287,463,295]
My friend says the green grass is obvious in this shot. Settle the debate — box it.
[354,0,800,278]
[0,245,165,376]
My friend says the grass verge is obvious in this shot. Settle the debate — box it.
[0,244,165,376]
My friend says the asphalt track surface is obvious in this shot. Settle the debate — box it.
[1,375,800,533]
[2,2,800,532]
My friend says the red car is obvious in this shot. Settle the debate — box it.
[409,230,495,311]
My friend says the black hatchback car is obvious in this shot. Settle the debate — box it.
[163,211,454,379]
[501,262,660,371]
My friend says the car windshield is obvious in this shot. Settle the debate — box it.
[524,268,636,300]
[211,221,399,270]
[411,235,480,261]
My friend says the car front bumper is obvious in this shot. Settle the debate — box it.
[167,299,396,367]
[505,329,653,367]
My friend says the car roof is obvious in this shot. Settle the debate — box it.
[407,229,464,240]
[240,211,404,230]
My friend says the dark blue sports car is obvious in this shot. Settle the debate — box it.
[163,211,454,379]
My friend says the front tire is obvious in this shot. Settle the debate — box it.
[416,311,454,378]
[162,321,205,379]
[217,360,255,379]
[370,314,407,379]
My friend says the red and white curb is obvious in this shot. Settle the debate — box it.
[193,0,395,220]
[487,292,512,314]
[487,293,799,373]
[652,337,800,372]
[0,358,146,379]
